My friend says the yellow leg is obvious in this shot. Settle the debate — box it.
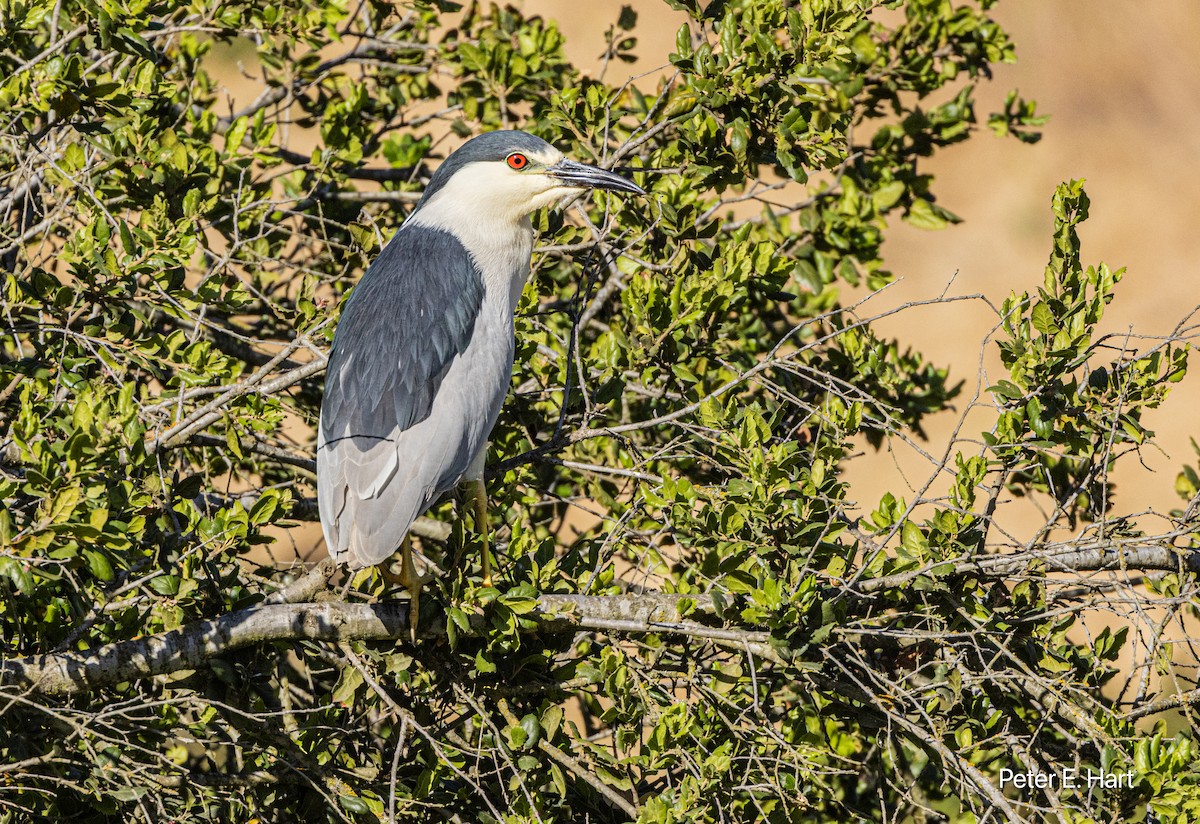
[471,478,493,588]
[401,535,420,642]
[380,536,421,643]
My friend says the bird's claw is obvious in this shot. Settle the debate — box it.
[378,538,431,643]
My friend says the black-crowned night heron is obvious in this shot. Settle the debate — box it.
[317,130,643,628]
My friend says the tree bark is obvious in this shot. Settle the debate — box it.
[3,540,1193,696]
[0,591,729,696]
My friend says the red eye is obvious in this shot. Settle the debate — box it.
[506,152,529,170]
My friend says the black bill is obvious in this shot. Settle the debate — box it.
[547,159,645,195]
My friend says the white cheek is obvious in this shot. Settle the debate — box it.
[414,162,570,226]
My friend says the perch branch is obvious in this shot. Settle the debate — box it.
[1,592,724,696]
[4,539,1195,697]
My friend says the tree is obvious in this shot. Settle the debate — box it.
[2,0,1198,821]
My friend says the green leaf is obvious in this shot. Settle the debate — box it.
[225,424,243,460]
[0,557,34,594]
[149,574,180,596]
[83,549,114,581]
[182,188,201,217]
[448,606,470,634]
[348,221,378,252]
[332,667,363,706]
[594,764,633,791]
[249,493,279,526]
[224,116,249,153]
[1030,301,1059,335]
[338,794,369,814]
[549,762,567,797]
[48,486,81,524]
[904,198,949,230]
[519,714,541,749]
[505,722,527,750]
[475,650,496,674]
[900,521,927,556]
[541,705,563,739]
[872,181,905,212]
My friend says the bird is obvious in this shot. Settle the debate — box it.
[317,130,644,631]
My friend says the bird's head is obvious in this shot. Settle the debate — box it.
[413,130,644,225]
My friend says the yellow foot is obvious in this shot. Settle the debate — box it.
[470,477,495,588]
[379,536,430,643]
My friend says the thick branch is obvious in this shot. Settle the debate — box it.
[1127,687,1200,721]
[5,542,1194,696]
[1,601,409,695]
[0,592,725,696]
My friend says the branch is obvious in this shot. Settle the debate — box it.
[149,358,326,453]
[0,591,729,696]
[5,537,1195,696]
[1127,687,1200,721]
[853,541,1200,595]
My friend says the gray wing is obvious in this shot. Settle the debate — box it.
[321,226,485,440]
[317,225,486,567]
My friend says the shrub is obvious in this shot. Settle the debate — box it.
[1,1,1197,821]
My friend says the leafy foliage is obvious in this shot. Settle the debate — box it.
[2,0,1198,822]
